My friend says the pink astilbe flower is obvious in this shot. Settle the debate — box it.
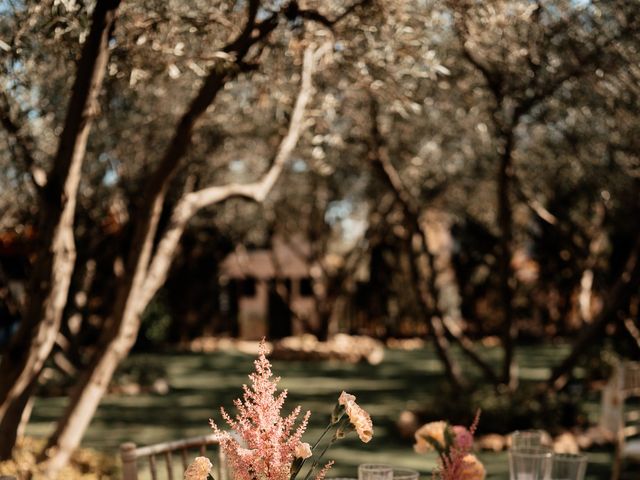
[210,341,323,480]
[452,426,473,452]
[439,450,485,480]
[314,460,335,480]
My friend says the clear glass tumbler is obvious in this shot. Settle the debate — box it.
[358,464,393,480]
[509,446,553,480]
[392,469,419,480]
[511,430,547,450]
[551,453,587,480]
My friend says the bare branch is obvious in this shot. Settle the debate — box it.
[138,42,330,308]
[367,93,500,386]
[446,2,504,102]
[123,0,277,298]
[285,0,373,30]
[189,43,330,208]
[512,175,558,225]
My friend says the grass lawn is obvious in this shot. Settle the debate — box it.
[26,344,617,479]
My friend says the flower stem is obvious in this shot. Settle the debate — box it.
[302,421,345,480]
[291,421,336,480]
[312,422,334,450]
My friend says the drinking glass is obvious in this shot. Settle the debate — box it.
[551,453,587,480]
[358,464,393,480]
[509,446,553,480]
[393,469,419,480]
[511,430,546,449]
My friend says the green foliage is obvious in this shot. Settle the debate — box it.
[113,356,168,388]
[426,384,589,435]
[139,297,172,347]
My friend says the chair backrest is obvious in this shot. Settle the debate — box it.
[606,360,640,480]
[602,361,640,429]
[120,434,227,480]
[600,375,623,435]
[622,361,640,396]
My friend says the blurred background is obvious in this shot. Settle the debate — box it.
[0,0,639,478]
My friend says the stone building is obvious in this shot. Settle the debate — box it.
[219,237,318,340]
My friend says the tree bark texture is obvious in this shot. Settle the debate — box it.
[38,41,325,477]
[0,0,120,460]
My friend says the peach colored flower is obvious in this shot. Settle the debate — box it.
[414,421,447,453]
[341,394,373,443]
[184,456,212,480]
[295,442,313,459]
[461,454,486,480]
[339,391,356,406]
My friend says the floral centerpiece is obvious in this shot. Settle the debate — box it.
[413,412,485,480]
[185,340,373,480]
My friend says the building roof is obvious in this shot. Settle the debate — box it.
[220,236,312,280]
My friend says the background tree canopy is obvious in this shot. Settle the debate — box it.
[0,0,638,477]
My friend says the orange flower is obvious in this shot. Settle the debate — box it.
[184,456,213,480]
[337,391,374,443]
[414,421,447,453]
[461,454,486,480]
[339,391,356,406]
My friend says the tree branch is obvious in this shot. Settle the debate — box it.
[367,95,501,388]
[121,0,276,303]
[547,234,640,392]
[138,42,330,308]
[284,0,373,30]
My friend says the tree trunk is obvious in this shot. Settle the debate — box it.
[547,236,640,392]
[368,95,503,388]
[497,128,517,389]
[39,288,146,476]
[420,217,501,385]
[39,188,165,476]
[408,235,467,391]
[366,97,467,390]
[37,40,323,477]
[0,0,120,460]
[0,384,35,456]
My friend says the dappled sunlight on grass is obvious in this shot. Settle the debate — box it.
[26,344,614,479]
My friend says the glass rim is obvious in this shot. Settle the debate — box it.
[552,453,588,461]
[509,446,554,457]
[392,469,420,478]
[358,464,393,470]
[511,429,545,437]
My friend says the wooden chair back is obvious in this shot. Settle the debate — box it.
[120,434,227,480]
[607,360,640,480]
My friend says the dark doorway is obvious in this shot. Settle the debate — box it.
[267,280,292,339]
